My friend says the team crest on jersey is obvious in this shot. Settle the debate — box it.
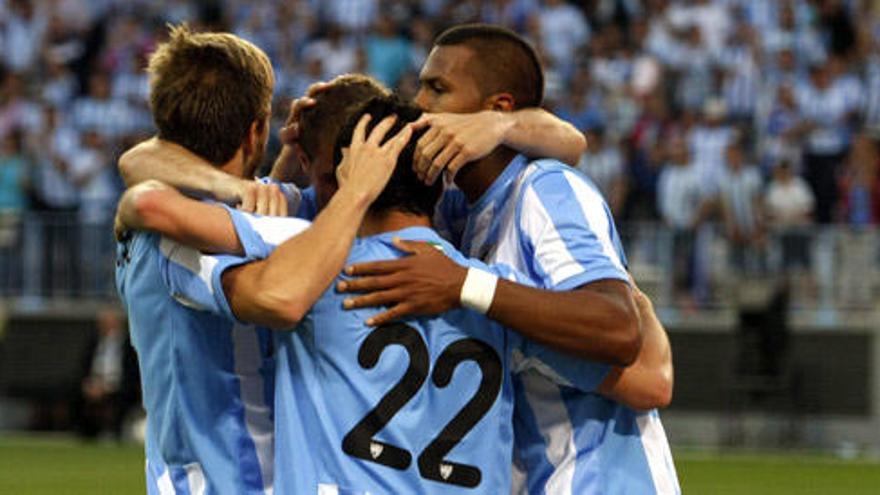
[370,442,384,460]
[440,463,453,480]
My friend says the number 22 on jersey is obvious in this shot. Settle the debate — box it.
[342,323,502,489]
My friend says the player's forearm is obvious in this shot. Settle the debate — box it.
[487,279,642,366]
[117,181,243,254]
[597,291,673,410]
[118,137,246,202]
[503,108,587,166]
[225,187,374,328]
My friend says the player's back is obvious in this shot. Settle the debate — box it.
[116,232,274,494]
[273,226,518,494]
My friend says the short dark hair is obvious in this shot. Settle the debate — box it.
[333,96,439,217]
[299,74,390,160]
[147,24,274,165]
[435,23,544,108]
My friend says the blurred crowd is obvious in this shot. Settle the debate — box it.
[2,0,880,304]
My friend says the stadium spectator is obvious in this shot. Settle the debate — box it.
[533,0,590,74]
[30,106,80,294]
[364,17,414,88]
[761,84,803,172]
[764,160,815,272]
[838,133,880,305]
[324,0,378,33]
[0,129,28,214]
[576,126,627,216]
[796,60,860,223]
[0,73,41,141]
[1,0,49,74]
[70,130,118,294]
[625,89,678,221]
[718,141,766,273]
[688,98,736,196]
[0,128,29,292]
[302,24,358,80]
[658,134,708,304]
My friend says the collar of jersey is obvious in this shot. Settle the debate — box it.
[468,154,529,213]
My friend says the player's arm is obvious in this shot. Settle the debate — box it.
[597,284,674,410]
[338,240,641,367]
[114,178,286,253]
[412,109,587,184]
[115,180,247,254]
[118,137,251,204]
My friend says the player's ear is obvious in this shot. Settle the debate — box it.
[484,92,515,112]
[242,119,261,155]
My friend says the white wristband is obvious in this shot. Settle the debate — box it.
[460,267,499,314]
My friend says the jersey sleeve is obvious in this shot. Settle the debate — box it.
[512,341,611,392]
[517,168,629,291]
[257,177,315,220]
[157,237,254,322]
[296,186,319,221]
[159,207,312,323]
[219,204,312,259]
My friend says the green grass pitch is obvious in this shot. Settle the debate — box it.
[1,435,878,494]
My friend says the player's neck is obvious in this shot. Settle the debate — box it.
[219,147,247,177]
[454,146,517,204]
[358,210,432,237]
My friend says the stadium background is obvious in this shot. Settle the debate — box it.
[1,0,880,492]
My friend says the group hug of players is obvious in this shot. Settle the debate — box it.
[114,22,680,495]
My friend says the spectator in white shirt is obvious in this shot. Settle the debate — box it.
[1,0,49,73]
[534,0,590,73]
[324,0,378,33]
[688,98,736,196]
[666,0,730,53]
[764,159,814,271]
[302,24,358,80]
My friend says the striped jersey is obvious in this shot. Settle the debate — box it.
[115,206,308,494]
[205,214,612,494]
[436,155,680,495]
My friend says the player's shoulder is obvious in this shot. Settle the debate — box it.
[521,157,598,192]
[518,157,606,209]
[520,157,570,181]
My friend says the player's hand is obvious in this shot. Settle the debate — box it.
[336,238,467,326]
[237,180,288,216]
[278,81,333,145]
[336,114,413,203]
[412,111,515,185]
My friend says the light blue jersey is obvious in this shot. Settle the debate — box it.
[114,206,309,494]
[437,156,680,495]
[203,213,612,494]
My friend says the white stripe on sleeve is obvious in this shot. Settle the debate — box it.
[243,215,311,248]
